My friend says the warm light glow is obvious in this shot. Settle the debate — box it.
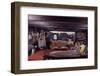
[50,31,75,35]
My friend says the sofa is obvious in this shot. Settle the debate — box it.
[50,40,68,50]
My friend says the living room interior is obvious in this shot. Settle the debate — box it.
[28,15,88,61]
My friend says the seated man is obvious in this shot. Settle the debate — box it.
[67,39,74,49]
[67,39,74,45]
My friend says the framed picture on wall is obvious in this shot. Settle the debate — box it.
[11,2,98,74]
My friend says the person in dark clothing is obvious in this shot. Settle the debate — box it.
[45,32,51,49]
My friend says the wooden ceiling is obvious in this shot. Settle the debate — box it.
[28,15,88,31]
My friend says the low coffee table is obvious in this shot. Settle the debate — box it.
[45,50,83,59]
